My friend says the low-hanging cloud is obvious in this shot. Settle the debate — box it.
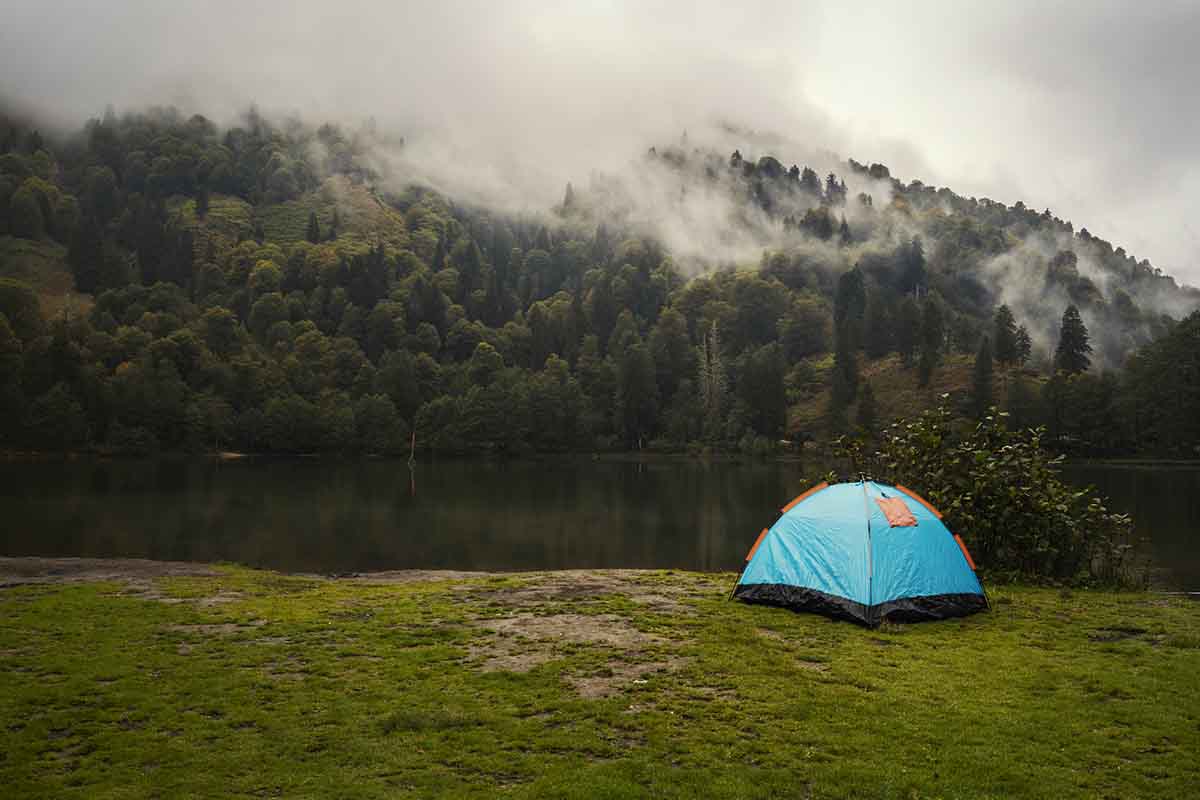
[2,0,1198,285]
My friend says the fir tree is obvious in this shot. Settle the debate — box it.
[863,293,892,360]
[1054,305,1092,375]
[899,237,926,294]
[1015,325,1032,366]
[67,215,103,294]
[328,208,340,241]
[896,295,920,366]
[993,304,1019,366]
[306,211,321,244]
[918,296,944,387]
[971,335,994,419]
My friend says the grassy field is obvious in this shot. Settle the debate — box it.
[788,353,1046,436]
[0,235,91,319]
[1,560,1198,799]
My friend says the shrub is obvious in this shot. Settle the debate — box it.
[835,398,1136,585]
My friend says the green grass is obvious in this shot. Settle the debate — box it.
[256,176,410,250]
[0,235,90,318]
[1,567,1198,798]
[789,353,1048,434]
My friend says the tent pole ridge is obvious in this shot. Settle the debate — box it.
[861,479,874,615]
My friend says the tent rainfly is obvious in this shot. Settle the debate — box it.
[732,480,987,626]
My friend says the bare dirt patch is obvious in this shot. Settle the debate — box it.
[454,570,726,614]
[469,612,665,674]
[467,611,688,698]
[479,613,664,649]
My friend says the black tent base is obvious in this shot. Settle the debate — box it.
[734,583,988,628]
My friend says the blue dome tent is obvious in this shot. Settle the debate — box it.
[733,480,987,626]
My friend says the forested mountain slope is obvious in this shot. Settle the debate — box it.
[0,107,1197,456]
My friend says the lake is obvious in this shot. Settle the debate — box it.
[2,457,1197,589]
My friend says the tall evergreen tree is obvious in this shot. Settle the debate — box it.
[833,267,866,351]
[863,292,892,359]
[971,335,994,418]
[918,296,944,387]
[328,208,340,241]
[1054,305,1092,375]
[993,304,1019,366]
[1015,325,1032,366]
[67,215,103,294]
[895,295,920,366]
[306,211,321,244]
[898,237,926,294]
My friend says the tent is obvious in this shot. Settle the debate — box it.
[732,480,987,626]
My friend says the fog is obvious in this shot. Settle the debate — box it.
[2,1,1198,284]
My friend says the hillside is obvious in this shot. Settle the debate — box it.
[0,106,1197,456]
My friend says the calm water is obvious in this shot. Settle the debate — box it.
[2,458,1197,588]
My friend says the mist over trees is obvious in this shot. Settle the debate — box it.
[0,106,1197,457]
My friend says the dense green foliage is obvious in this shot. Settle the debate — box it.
[0,107,1197,455]
[838,402,1136,583]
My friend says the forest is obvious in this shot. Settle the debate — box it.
[0,106,1197,458]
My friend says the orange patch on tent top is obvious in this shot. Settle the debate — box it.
[745,528,769,562]
[895,485,943,518]
[780,482,829,514]
[954,534,977,569]
[876,497,917,527]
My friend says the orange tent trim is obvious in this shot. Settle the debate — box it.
[746,528,769,562]
[781,482,829,514]
[895,485,943,519]
[954,535,977,570]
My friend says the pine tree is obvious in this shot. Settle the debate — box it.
[899,237,926,294]
[306,211,321,244]
[971,335,994,418]
[196,187,210,219]
[67,215,103,294]
[833,267,866,352]
[918,296,944,387]
[1054,305,1092,375]
[253,219,265,244]
[993,304,1019,366]
[328,208,340,241]
[1015,325,1032,366]
[838,216,851,244]
[896,296,920,366]
[831,339,858,410]
[863,293,892,359]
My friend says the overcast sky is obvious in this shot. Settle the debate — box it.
[3,1,1197,285]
